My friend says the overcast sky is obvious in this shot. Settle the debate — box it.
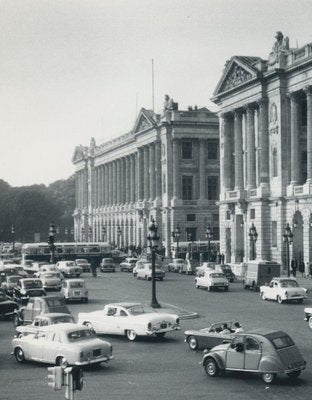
[1,0,312,187]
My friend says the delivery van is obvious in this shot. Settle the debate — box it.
[243,260,281,290]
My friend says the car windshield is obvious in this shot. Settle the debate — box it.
[53,316,74,324]
[76,259,87,264]
[46,298,65,307]
[14,266,23,272]
[127,305,145,315]
[24,280,43,288]
[175,260,184,263]
[280,280,299,288]
[103,259,113,263]
[69,282,84,288]
[44,273,56,278]
[8,276,20,283]
[66,262,76,266]
[210,273,225,278]
[67,329,96,341]
[272,335,295,349]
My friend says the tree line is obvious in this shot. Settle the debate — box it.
[0,176,75,243]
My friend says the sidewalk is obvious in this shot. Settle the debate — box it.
[143,302,199,320]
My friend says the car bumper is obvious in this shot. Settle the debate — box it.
[75,355,114,365]
[146,325,181,335]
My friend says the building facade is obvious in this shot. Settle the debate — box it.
[213,32,312,272]
[72,98,219,254]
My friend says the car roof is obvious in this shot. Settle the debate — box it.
[6,275,21,279]
[238,329,287,338]
[35,313,74,319]
[20,278,42,282]
[38,323,81,333]
[106,302,142,308]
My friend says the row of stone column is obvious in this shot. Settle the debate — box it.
[76,169,88,209]
[289,86,312,184]
[88,141,162,208]
[222,98,269,191]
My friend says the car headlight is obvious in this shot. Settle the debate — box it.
[80,351,84,359]
[147,323,152,331]
[285,291,288,298]
[176,318,180,325]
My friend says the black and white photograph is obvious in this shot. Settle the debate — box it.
[1,1,312,399]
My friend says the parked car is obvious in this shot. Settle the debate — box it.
[260,277,308,304]
[61,279,88,303]
[201,329,306,383]
[1,275,21,296]
[243,260,281,290]
[13,295,70,326]
[35,271,62,291]
[12,278,46,304]
[120,258,138,272]
[100,258,115,272]
[12,323,114,366]
[216,264,236,282]
[195,271,229,291]
[304,307,312,329]
[75,259,91,272]
[136,263,165,281]
[0,288,18,319]
[184,321,240,350]
[168,258,188,273]
[56,261,82,278]
[34,264,59,275]
[15,313,75,337]
[133,260,149,277]
[78,302,180,341]
[195,262,216,277]
[8,264,29,278]
[23,261,48,276]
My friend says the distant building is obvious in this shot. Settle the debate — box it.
[72,96,219,254]
[212,32,312,272]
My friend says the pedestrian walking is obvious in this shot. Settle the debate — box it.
[291,258,297,277]
[299,260,305,277]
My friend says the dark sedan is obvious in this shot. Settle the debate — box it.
[184,321,240,350]
[0,288,18,319]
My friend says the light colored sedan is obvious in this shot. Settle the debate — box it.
[61,279,88,303]
[260,277,308,304]
[35,271,62,291]
[195,271,229,291]
[120,258,138,272]
[12,323,113,366]
[15,313,75,337]
[137,263,165,281]
[78,302,180,341]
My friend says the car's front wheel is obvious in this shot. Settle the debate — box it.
[188,335,198,350]
[261,373,276,384]
[56,356,68,367]
[308,316,312,329]
[261,292,266,301]
[13,314,21,327]
[15,347,25,363]
[204,358,219,377]
[126,330,137,341]
[277,295,283,304]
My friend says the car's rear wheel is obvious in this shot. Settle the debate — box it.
[308,316,312,329]
[261,292,266,300]
[155,332,166,338]
[287,371,301,379]
[204,358,219,377]
[126,330,137,341]
[188,335,198,350]
[15,347,25,363]
[56,356,68,367]
[13,314,20,327]
[277,295,283,304]
[261,373,276,384]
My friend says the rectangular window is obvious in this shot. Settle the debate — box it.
[250,209,255,219]
[207,176,219,200]
[207,140,219,160]
[212,227,219,240]
[181,141,193,159]
[272,221,277,247]
[186,214,196,222]
[182,176,193,200]
[212,214,219,222]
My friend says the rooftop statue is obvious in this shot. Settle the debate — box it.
[268,31,289,66]
[164,94,174,110]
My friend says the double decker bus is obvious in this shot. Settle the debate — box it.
[171,240,220,262]
[21,242,112,266]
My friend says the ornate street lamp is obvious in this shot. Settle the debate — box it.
[171,224,181,258]
[48,222,57,263]
[248,223,258,261]
[102,226,106,242]
[205,224,213,261]
[11,224,15,253]
[283,223,293,277]
[117,225,122,249]
[147,218,161,308]
[64,228,68,242]
[81,226,85,242]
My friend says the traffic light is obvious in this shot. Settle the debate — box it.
[47,366,63,390]
[72,366,83,391]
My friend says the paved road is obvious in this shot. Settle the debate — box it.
[1,271,312,400]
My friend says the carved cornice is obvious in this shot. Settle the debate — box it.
[303,85,312,96]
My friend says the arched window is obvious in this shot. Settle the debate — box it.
[272,148,278,177]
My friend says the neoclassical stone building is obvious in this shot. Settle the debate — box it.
[213,32,312,270]
[72,99,219,254]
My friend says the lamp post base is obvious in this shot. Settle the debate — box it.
[151,299,161,308]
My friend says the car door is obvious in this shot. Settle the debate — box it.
[28,331,46,361]
[265,281,275,299]
[23,299,34,323]
[114,308,128,334]
[244,336,262,370]
[225,336,245,370]
[100,307,119,334]
[43,331,58,363]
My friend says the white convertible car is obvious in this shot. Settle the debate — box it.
[78,302,181,341]
[12,323,113,366]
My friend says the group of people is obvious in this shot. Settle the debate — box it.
[218,322,244,334]
[290,259,312,278]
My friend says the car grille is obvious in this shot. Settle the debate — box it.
[93,349,101,357]
[160,323,167,329]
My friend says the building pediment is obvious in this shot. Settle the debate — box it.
[72,145,87,163]
[213,56,261,96]
[133,108,158,134]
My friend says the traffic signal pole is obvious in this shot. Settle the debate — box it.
[46,366,83,400]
